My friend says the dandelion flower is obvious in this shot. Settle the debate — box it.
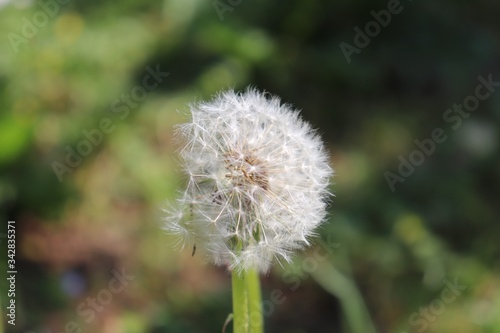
[164,88,332,273]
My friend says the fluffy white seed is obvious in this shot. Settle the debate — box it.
[164,88,333,273]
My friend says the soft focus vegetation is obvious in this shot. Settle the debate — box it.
[1,0,499,332]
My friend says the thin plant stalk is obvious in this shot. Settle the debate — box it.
[232,270,249,333]
[232,269,264,333]
[246,268,263,333]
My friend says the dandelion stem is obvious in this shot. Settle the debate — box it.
[232,267,264,333]
[232,270,249,333]
[246,268,264,333]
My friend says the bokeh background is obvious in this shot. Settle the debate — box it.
[1,0,500,332]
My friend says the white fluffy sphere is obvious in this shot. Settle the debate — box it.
[164,88,333,273]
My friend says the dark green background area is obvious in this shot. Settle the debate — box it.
[1,0,499,332]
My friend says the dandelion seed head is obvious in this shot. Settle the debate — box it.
[164,88,333,273]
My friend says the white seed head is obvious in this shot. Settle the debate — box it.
[164,88,333,273]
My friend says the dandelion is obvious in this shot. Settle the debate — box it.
[164,88,332,332]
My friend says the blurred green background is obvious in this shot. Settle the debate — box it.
[1,0,499,332]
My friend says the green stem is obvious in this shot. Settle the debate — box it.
[232,268,264,333]
[232,270,249,333]
[246,268,263,333]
